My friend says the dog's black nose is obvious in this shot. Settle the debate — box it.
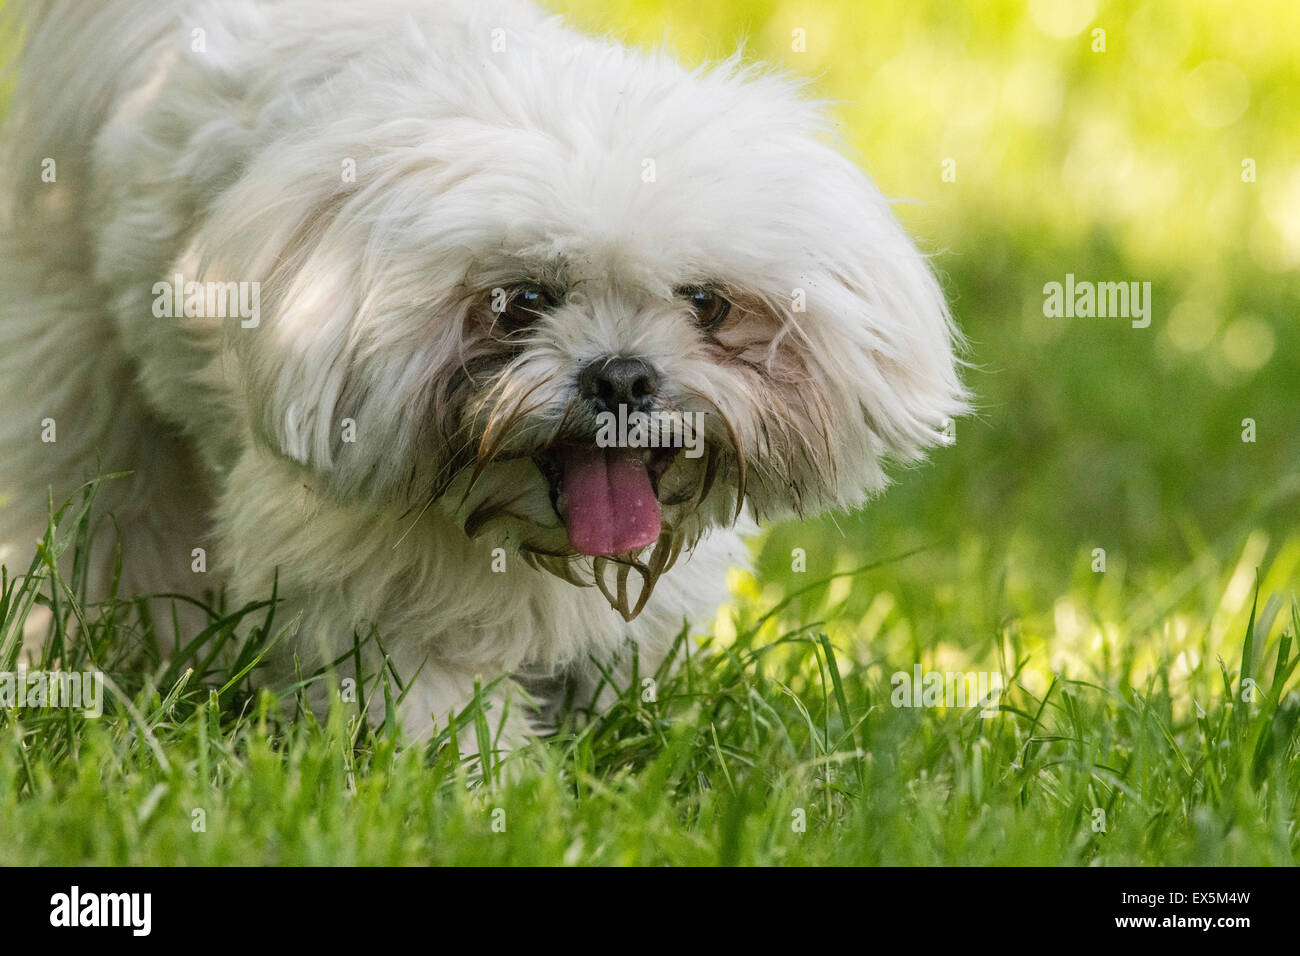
[578,357,659,413]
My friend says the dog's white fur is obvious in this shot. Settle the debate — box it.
[0,0,965,750]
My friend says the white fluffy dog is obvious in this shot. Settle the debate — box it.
[0,0,965,750]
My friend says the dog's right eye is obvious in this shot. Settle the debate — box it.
[495,283,556,329]
[677,286,731,331]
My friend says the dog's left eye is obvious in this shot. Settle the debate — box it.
[497,284,556,329]
[678,286,731,330]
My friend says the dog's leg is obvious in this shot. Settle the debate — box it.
[389,662,538,758]
[271,611,542,763]
[551,525,749,722]
[0,246,216,653]
[558,630,680,720]
[215,448,548,758]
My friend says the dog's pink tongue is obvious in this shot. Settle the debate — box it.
[560,447,661,556]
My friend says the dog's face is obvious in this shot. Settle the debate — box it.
[212,40,966,615]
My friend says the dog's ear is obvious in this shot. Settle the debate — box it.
[192,145,467,503]
[794,144,968,500]
[823,225,969,462]
[704,130,968,519]
[212,187,362,471]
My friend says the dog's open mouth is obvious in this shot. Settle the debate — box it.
[535,445,679,556]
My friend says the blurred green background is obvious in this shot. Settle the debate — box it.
[557,0,1300,690]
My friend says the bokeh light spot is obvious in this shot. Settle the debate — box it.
[1221,315,1276,372]
[1183,60,1249,128]
[1029,0,1097,38]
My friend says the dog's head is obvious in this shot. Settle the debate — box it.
[211,26,967,617]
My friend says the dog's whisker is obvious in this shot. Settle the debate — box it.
[460,382,556,510]
[682,386,747,522]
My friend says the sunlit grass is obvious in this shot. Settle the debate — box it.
[1,485,1296,865]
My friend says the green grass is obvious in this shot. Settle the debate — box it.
[1,481,1297,866]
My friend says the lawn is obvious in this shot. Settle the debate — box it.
[1,0,1298,865]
